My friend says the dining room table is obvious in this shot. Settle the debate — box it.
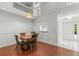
[19,34,32,41]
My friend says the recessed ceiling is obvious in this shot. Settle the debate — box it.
[21,2,33,7]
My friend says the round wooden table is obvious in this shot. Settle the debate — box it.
[20,36,32,42]
[19,35,32,50]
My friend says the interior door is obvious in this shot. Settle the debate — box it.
[62,22,74,40]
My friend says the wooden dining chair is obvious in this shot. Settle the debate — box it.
[14,35,22,52]
[31,32,38,48]
[21,41,29,51]
[28,41,33,51]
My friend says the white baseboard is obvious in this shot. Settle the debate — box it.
[0,40,56,48]
[38,40,57,46]
[0,42,16,48]
[38,40,79,52]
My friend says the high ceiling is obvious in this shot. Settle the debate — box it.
[40,2,79,16]
[13,2,79,19]
[20,2,48,8]
[21,2,33,7]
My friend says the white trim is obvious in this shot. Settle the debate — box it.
[38,40,57,46]
[38,40,79,52]
[0,42,16,48]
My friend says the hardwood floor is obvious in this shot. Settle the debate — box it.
[0,41,79,56]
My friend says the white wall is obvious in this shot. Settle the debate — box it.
[33,13,57,45]
[0,10,32,47]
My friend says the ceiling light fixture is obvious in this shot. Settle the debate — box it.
[26,12,32,18]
